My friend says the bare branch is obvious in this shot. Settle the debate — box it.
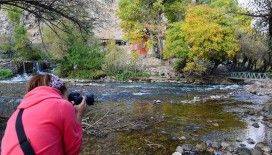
[0,0,92,33]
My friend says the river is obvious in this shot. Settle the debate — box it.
[0,82,271,154]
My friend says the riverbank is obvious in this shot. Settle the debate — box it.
[244,79,272,96]
[63,74,234,85]
[172,141,272,155]
[170,79,272,155]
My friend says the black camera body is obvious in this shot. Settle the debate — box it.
[68,92,94,105]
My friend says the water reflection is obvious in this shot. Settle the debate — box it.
[241,119,272,148]
[76,83,271,155]
[81,100,254,155]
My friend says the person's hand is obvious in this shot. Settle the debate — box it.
[74,96,87,113]
[74,96,87,123]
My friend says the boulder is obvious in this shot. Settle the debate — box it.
[175,146,183,154]
[236,147,251,155]
[172,152,182,155]
[262,146,271,153]
[181,144,193,151]
[211,142,220,149]
[252,123,260,128]
[221,142,230,150]
[195,142,207,152]
[251,149,263,155]
[263,103,272,114]
[255,142,266,151]
[247,138,255,144]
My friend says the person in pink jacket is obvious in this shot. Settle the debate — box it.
[1,73,86,155]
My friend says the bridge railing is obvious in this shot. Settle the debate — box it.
[228,72,271,80]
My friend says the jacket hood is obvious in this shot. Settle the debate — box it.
[18,86,63,109]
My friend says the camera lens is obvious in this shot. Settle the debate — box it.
[68,92,95,105]
[68,92,82,105]
[86,94,94,105]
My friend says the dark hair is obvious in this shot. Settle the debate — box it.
[26,74,67,95]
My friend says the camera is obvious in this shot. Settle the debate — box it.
[68,92,95,105]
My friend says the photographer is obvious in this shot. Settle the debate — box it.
[1,73,86,155]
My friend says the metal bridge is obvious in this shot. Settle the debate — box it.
[228,72,271,80]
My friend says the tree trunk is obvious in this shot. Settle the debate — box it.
[232,58,237,71]
[155,11,164,60]
[268,9,272,53]
[247,58,253,70]
[210,60,220,74]
[157,35,163,59]
[252,60,257,71]
[241,56,248,70]
[267,8,272,71]
[260,60,269,72]
[149,32,157,57]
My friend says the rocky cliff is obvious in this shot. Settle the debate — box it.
[0,0,123,45]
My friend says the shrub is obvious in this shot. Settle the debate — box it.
[2,6,44,61]
[45,21,105,79]
[114,69,149,81]
[20,47,44,61]
[183,61,206,76]
[0,69,13,79]
[68,70,106,79]
[56,38,104,79]
[103,40,128,75]
[103,40,149,81]
[173,58,187,73]
[56,35,104,78]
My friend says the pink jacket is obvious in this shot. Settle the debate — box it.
[1,86,82,155]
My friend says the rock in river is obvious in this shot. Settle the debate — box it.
[211,141,220,149]
[254,142,265,151]
[195,142,207,152]
[176,146,183,154]
[247,138,255,145]
[172,152,182,155]
[251,149,263,155]
[221,142,230,150]
[154,100,162,104]
[252,123,260,128]
[236,147,251,155]
[181,144,193,151]
[179,136,186,140]
[212,123,219,127]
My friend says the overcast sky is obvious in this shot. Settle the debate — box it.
[237,0,256,10]
[238,0,247,7]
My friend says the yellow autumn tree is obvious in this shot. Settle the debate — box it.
[182,5,240,71]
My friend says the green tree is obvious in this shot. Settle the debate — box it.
[164,22,189,60]
[43,26,67,59]
[103,40,149,81]
[45,22,104,79]
[237,31,269,71]
[104,40,128,75]
[164,0,190,23]
[3,6,43,60]
[118,0,190,59]
[209,0,239,11]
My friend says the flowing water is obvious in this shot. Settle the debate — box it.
[70,82,271,155]
[0,82,271,155]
